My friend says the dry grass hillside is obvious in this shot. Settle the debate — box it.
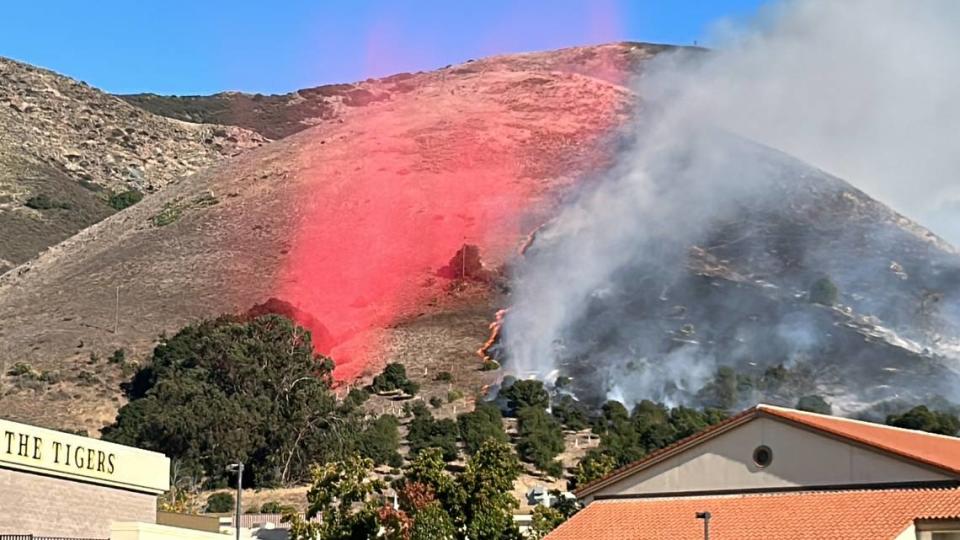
[0,43,679,433]
[0,57,266,273]
[119,41,671,139]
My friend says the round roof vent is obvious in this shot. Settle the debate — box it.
[753,445,773,468]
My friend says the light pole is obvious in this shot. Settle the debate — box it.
[226,463,244,540]
[695,511,711,540]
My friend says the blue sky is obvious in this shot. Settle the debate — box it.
[0,1,765,95]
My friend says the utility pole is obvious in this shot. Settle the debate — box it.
[227,463,244,540]
[696,511,712,540]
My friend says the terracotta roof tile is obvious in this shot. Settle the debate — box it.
[547,487,960,540]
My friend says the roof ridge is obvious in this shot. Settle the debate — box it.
[758,403,960,443]
[592,485,960,503]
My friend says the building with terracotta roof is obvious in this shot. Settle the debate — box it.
[548,404,960,539]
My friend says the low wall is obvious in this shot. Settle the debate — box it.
[110,522,250,540]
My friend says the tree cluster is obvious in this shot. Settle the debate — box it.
[103,314,401,488]
[370,363,420,396]
[575,400,726,487]
[287,440,523,540]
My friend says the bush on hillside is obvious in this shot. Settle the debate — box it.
[796,395,832,415]
[205,492,235,513]
[370,362,419,395]
[500,379,549,415]
[109,189,144,210]
[886,405,960,436]
[457,402,507,455]
[407,404,459,462]
[809,277,839,306]
[357,414,403,467]
[516,406,565,471]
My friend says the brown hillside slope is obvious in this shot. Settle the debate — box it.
[119,41,671,139]
[0,57,266,273]
[0,43,671,433]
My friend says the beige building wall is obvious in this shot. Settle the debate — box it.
[0,468,156,538]
[586,417,949,502]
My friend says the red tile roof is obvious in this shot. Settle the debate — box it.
[576,404,960,497]
[546,487,960,540]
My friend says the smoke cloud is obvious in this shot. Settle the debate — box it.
[501,0,960,415]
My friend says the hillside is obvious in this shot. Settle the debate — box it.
[119,41,673,139]
[0,43,661,432]
[0,56,266,274]
[2,40,957,436]
[500,132,960,417]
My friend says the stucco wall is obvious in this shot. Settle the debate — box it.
[0,467,156,538]
[587,417,949,501]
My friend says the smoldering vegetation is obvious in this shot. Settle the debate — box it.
[498,0,960,417]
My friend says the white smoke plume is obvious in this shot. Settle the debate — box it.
[657,0,960,243]
[501,0,960,413]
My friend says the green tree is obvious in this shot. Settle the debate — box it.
[371,362,419,395]
[205,492,235,513]
[285,456,384,540]
[574,450,617,487]
[516,406,565,471]
[459,439,523,540]
[797,395,832,415]
[410,502,456,540]
[551,395,589,431]
[457,402,507,455]
[594,401,644,465]
[886,405,960,436]
[500,380,549,414]
[696,366,738,410]
[358,415,402,467]
[103,314,345,487]
[529,506,566,540]
[809,277,839,305]
[407,405,460,461]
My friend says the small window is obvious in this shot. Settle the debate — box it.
[753,445,773,468]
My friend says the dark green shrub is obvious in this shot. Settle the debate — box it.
[152,203,182,226]
[8,362,34,377]
[25,194,70,210]
[205,491,235,513]
[809,277,839,305]
[357,415,402,466]
[370,363,417,395]
[542,460,564,479]
[407,405,459,461]
[108,349,126,364]
[552,395,589,431]
[501,379,549,414]
[109,190,144,210]
[479,360,499,371]
[429,396,444,409]
[458,402,507,454]
[797,395,832,415]
[434,371,453,382]
[886,405,960,436]
[516,406,564,470]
